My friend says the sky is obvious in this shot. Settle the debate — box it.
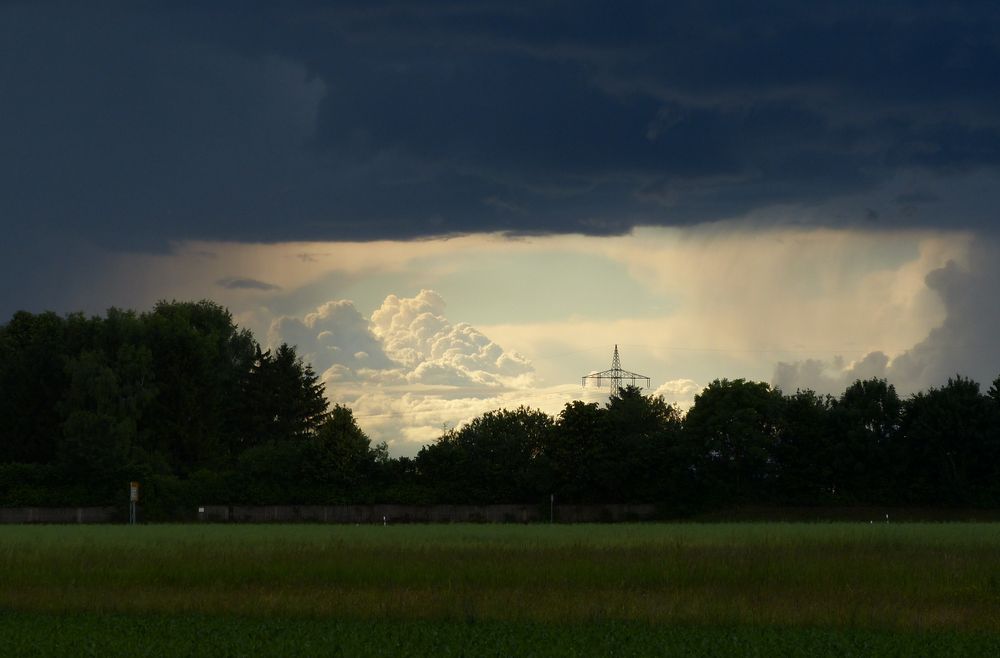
[3,1,1000,454]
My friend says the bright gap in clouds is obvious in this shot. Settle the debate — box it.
[96,225,989,456]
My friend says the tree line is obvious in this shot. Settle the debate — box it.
[0,302,381,516]
[1,302,999,518]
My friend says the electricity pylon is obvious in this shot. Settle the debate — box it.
[581,345,650,396]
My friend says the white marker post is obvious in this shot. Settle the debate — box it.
[129,481,139,525]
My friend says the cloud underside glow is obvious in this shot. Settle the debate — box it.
[89,224,994,454]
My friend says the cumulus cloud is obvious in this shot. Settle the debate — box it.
[772,238,1000,395]
[887,242,1000,389]
[652,379,701,410]
[267,290,539,454]
[773,352,892,395]
[269,300,395,380]
[369,290,533,387]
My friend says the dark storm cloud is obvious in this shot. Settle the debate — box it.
[3,0,1000,250]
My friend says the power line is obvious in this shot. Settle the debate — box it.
[537,342,936,358]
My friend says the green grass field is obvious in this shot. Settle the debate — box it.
[2,523,1000,655]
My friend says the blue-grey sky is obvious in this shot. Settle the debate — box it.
[3,2,1000,452]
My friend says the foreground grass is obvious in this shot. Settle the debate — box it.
[4,612,1000,657]
[3,523,1000,630]
[2,523,1000,654]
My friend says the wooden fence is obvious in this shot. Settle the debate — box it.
[0,507,117,524]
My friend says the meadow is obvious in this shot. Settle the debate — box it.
[2,523,1000,655]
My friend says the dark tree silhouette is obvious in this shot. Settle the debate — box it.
[773,389,835,503]
[237,343,329,450]
[0,311,72,464]
[417,406,553,504]
[827,378,901,503]
[547,400,604,502]
[898,376,998,504]
[684,379,784,503]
